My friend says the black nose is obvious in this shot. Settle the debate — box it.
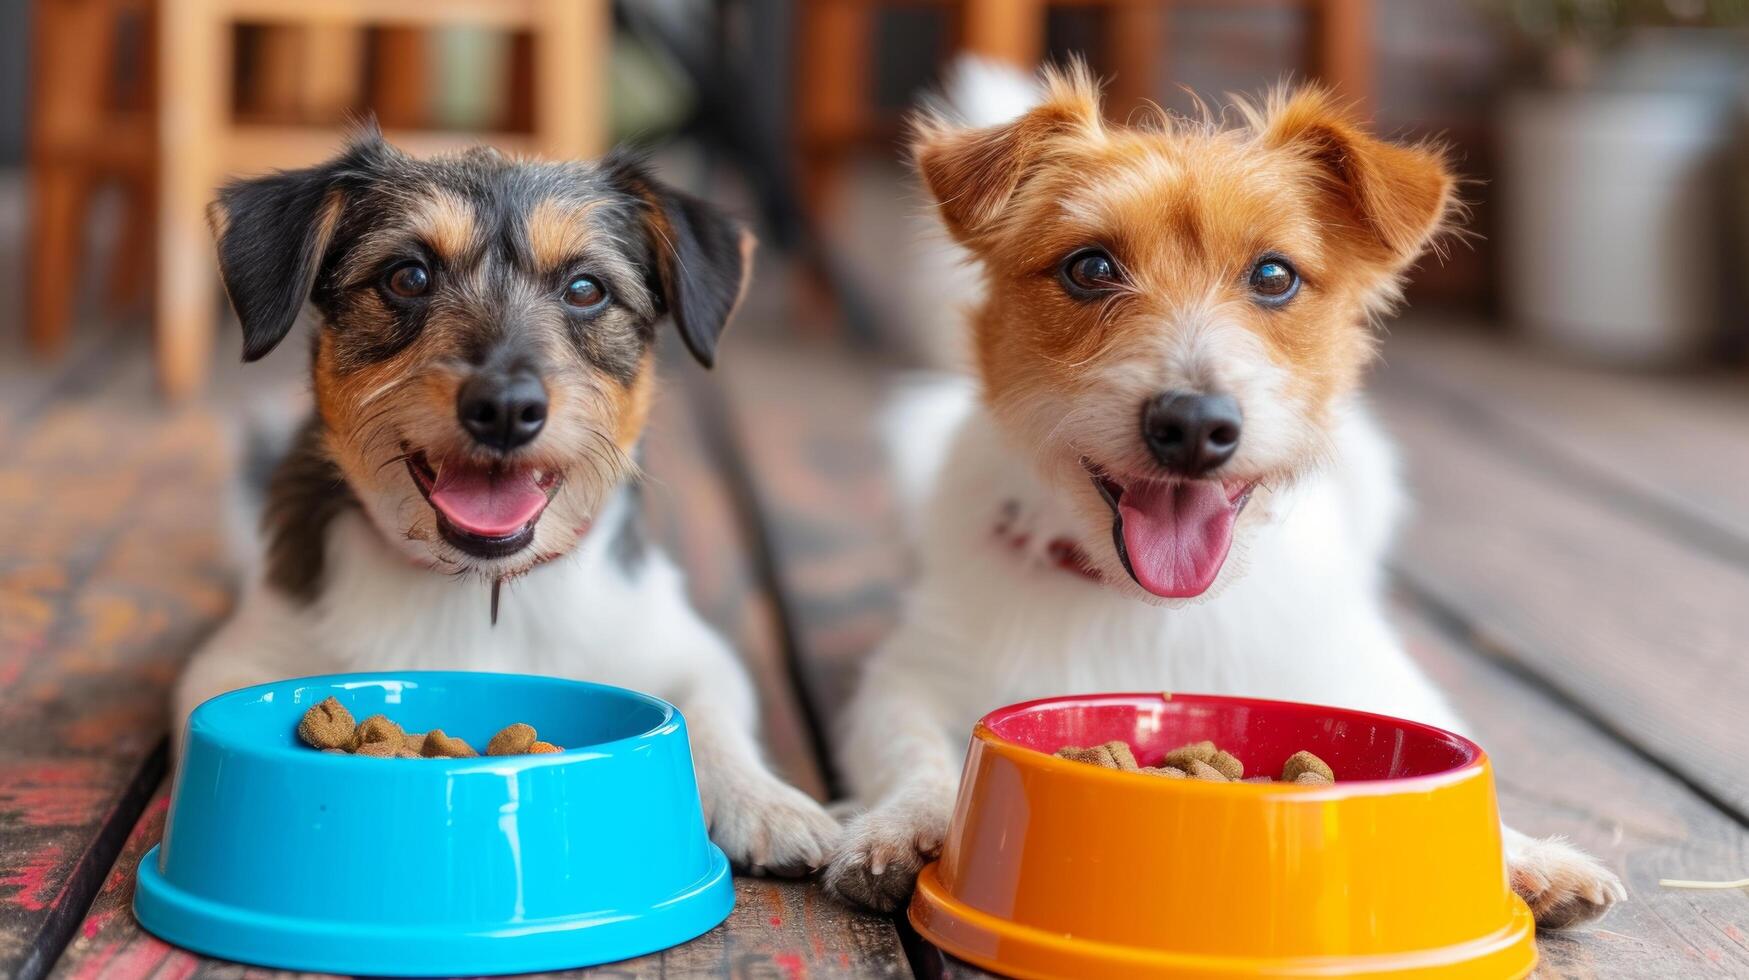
[457,371,548,451]
[1141,391,1242,476]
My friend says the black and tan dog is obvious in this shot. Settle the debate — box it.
[175,130,840,874]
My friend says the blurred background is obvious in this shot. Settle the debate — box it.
[13,0,1749,387]
[3,4,1749,976]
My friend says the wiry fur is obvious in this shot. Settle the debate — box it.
[174,133,839,875]
[823,61,1624,929]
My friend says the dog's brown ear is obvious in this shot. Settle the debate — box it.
[912,63,1102,244]
[1257,88,1455,262]
[208,130,389,361]
[607,154,754,369]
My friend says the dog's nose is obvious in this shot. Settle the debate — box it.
[1141,391,1242,476]
[457,371,548,451]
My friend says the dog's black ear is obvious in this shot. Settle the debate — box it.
[207,132,386,361]
[607,154,754,369]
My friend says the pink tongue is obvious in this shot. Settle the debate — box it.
[428,467,550,538]
[1116,480,1238,598]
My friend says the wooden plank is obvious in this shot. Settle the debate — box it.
[1374,364,1749,820]
[46,368,907,978]
[707,340,907,727]
[0,354,234,979]
[1394,600,1749,978]
[1383,322,1749,558]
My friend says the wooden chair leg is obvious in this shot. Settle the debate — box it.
[27,166,88,356]
[1106,1,1166,120]
[373,26,429,129]
[154,0,226,399]
[794,0,872,224]
[27,0,117,355]
[531,0,609,159]
[1308,0,1372,115]
[960,0,1046,68]
[244,25,302,120]
[105,170,155,313]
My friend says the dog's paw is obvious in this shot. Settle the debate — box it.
[1508,834,1626,929]
[822,799,950,913]
[706,773,841,877]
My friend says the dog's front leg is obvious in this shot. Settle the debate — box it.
[822,647,962,913]
[171,586,324,759]
[665,631,841,877]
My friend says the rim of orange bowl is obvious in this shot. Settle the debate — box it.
[972,691,1491,797]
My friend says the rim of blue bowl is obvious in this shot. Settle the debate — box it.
[185,671,680,769]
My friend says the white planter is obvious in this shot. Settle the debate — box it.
[1500,89,1732,365]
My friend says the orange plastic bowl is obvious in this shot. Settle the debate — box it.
[909,693,1535,979]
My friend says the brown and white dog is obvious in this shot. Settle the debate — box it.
[173,131,839,874]
[823,61,1625,928]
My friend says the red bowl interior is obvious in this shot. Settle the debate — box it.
[981,693,1480,782]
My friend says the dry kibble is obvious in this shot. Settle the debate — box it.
[1054,739,1337,785]
[297,702,558,758]
[1054,740,1138,770]
[352,714,404,750]
[1185,759,1227,781]
[296,697,355,750]
[1281,750,1334,784]
[355,740,399,758]
[1207,749,1244,781]
[1161,740,1216,770]
[487,723,538,756]
[421,729,478,758]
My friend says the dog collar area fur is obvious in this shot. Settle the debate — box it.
[993,499,1102,583]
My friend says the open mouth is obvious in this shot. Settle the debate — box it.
[406,450,562,559]
[1083,458,1256,599]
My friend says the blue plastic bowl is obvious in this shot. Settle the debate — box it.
[135,672,733,975]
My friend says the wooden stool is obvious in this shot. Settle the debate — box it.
[27,0,611,400]
[794,0,1373,222]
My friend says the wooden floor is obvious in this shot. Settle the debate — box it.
[3,187,1749,976]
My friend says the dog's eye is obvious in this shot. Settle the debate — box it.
[384,261,432,299]
[1060,248,1123,298]
[562,275,608,312]
[1248,257,1299,304]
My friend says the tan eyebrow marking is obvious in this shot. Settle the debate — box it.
[525,196,607,271]
[409,190,478,261]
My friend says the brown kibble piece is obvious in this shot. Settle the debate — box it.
[1281,750,1334,784]
[1162,740,1217,769]
[352,714,404,750]
[421,729,478,758]
[1056,739,1337,785]
[402,733,427,754]
[1185,759,1227,781]
[487,723,538,756]
[297,697,355,750]
[1207,749,1244,780]
[355,740,398,758]
[1054,740,1138,770]
[528,741,562,754]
